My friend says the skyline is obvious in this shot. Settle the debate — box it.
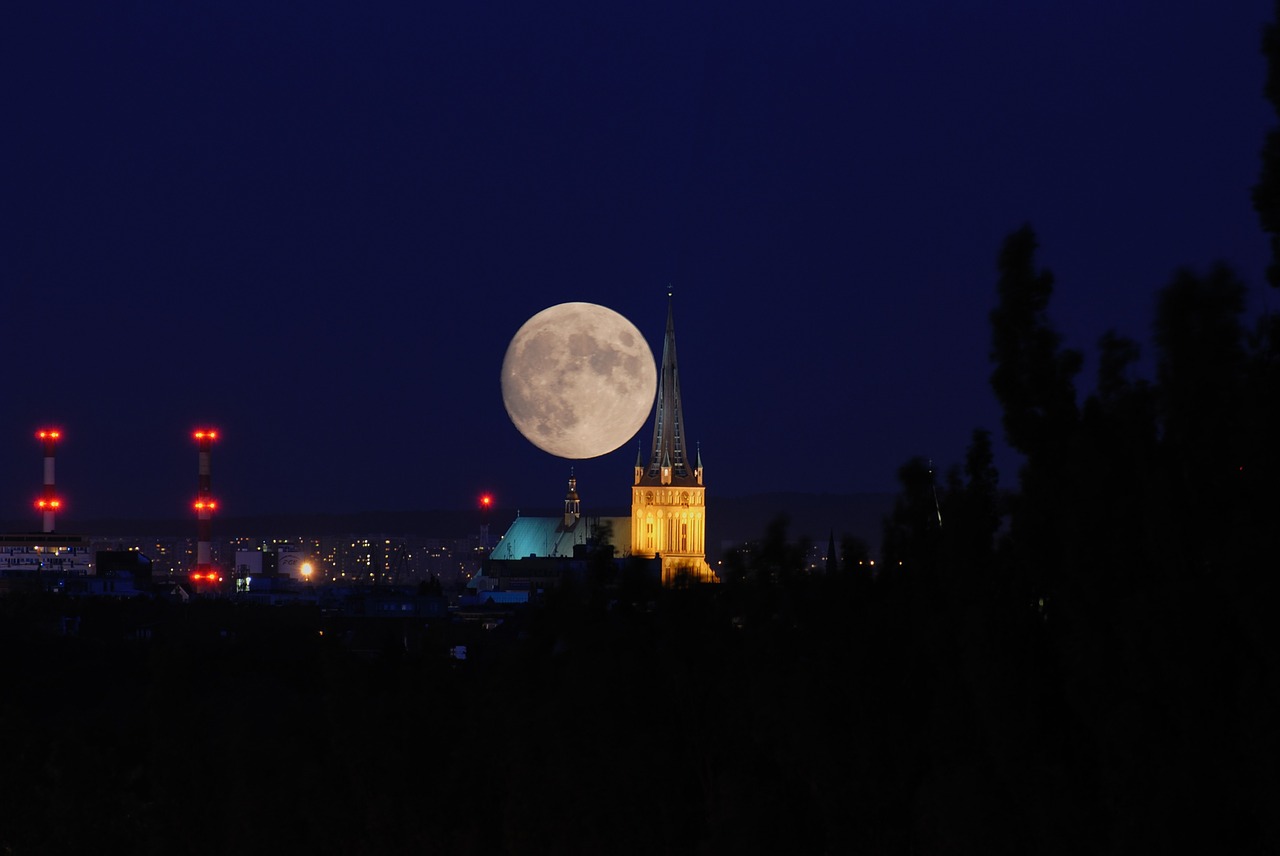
[5,1,1275,521]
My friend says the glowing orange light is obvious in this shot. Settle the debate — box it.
[193,429,219,441]
[480,494,493,509]
[36,430,61,441]
[193,499,218,511]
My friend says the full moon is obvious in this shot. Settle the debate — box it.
[501,302,658,459]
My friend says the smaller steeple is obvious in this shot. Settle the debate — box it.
[563,470,581,528]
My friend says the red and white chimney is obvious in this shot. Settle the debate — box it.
[35,428,62,533]
[192,429,219,577]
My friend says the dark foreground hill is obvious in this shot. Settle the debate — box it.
[3,562,1271,855]
[706,491,894,552]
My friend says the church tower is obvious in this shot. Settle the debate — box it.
[562,472,581,529]
[631,294,715,584]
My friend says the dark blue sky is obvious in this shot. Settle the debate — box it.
[3,0,1274,522]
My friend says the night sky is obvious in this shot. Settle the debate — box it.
[4,0,1274,522]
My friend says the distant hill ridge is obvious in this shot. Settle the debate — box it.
[1,492,895,551]
[709,492,895,550]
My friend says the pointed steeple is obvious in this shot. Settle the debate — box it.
[630,290,713,585]
[563,469,581,528]
[641,293,694,486]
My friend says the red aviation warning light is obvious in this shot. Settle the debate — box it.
[193,499,219,512]
[193,428,219,456]
[477,493,494,551]
[36,428,61,457]
[193,429,219,458]
[35,497,63,511]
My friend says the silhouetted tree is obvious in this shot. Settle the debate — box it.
[753,514,807,585]
[989,225,1082,460]
[1153,264,1248,576]
[586,518,619,589]
[717,545,748,588]
[988,225,1082,620]
[1254,0,1280,288]
[939,428,1001,578]
[1236,311,1280,573]
[839,534,870,578]
[880,456,942,583]
[1074,329,1159,595]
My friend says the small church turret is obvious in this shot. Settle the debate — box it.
[563,472,580,529]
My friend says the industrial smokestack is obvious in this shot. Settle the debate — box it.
[35,428,62,533]
[192,429,219,580]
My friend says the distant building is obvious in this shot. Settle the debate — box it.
[0,535,159,597]
[95,549,153,589]
[0,533,94,592]
[275,543,305,579]
[484,475,636,592]
[489,476,631,561]
[233,546,272,594]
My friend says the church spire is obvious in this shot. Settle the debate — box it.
[642,292,693,486]
[630,291,713,584]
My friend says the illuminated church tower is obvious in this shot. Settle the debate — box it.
[632,294,715,584]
